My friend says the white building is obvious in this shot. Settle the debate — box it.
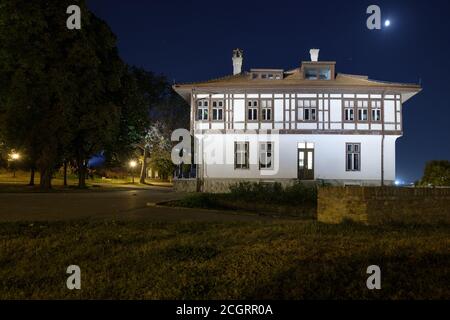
[173,49,421,192]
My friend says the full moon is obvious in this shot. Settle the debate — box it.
[385,20,391,27]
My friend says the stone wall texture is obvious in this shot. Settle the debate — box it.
[173,179,198,193]
[318,187,450,225]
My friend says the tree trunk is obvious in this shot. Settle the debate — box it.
[28,167,35,186]
[39,167,52,189]
[139,147,149,184]
[63,161,68,187]
[78,162,86,188]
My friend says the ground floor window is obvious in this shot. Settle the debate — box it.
[346,143,361,171]
[259,142,273,170]
[235,142,249,169]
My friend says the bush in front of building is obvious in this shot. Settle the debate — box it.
[229,182,317,205]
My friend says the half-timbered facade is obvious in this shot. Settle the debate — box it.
[173,49,421,192]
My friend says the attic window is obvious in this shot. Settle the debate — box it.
[250,69,284,80]
[304,66,331,80]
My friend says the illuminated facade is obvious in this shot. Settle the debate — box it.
[173,49,421,192]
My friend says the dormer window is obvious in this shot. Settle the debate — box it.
[250,69,284,80]
[318,68,331,80]
[304,66,331,80]
[305,68,318,80]
[301,62,335,81]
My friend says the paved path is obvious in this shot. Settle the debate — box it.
[0,187,276,222]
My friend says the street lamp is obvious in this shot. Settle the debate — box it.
[129,160,137,184]
[9,152,21,178]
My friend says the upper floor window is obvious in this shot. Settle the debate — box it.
[298,99,317,122]
[212,100,224,121]
[357,100,369,121]
[259,142,273,170]
[247,100,258,121]
[344,100,355,122]
[235,142,249,170]
[261,100,272,121]
[346,143,361,172]
[371,100,382,122]
[197,100,208,121]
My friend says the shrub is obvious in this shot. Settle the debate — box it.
[229,182,317,205]
[174,193,223,209]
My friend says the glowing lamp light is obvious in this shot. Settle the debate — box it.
[10,152,20,161]
[394,180,401,186]
[129,160,137,168]
[384,20,391,27]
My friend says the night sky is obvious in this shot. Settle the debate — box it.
[89,0,450,183]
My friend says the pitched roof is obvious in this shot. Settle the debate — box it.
[173,67,422,102]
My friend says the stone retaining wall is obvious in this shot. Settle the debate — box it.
[173,179,198,193]
[318,187,450,225]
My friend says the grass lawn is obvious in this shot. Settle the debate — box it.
[0,220,448,299]
[0,170,171,192]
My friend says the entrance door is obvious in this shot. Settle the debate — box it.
[298,143,314,180]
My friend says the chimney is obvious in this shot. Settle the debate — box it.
[309,48,320,62]
[232,48,243,75]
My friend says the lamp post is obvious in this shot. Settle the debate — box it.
[9,152,21,178]
[129,160,137,184]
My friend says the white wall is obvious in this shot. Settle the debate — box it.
[195,133,400,183]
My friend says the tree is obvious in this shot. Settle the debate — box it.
[115,67,188,184]
[0,0,127,188]
[0,0,69,188]
[420,160,450,187]
[108,67,164,178]
[60,6,127,188]
[138,122,172,183]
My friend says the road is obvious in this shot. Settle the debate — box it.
[0,186,275,222]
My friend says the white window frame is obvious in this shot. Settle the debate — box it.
[197,100,209,121]
[298,99,317,122]
[212,100,224,121]
[344,100,355,122]
[247,100,258,121]
[371,100,382,122]
[261,100,272,122]
[357,100,369,122]
[235,142,249,170]
[346,143,361,172]
[259,142,274,170]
